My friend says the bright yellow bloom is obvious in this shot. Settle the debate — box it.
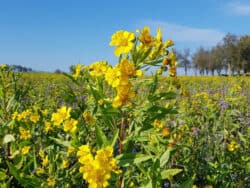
[162,128,170,137]
[77,145,91,157]
[42,155,49,167]
[63,119,78,133]
[109,30,135,56]
[136,70,143,77]
[152,119,164,129]
[156,28,162,42]
[47,177,56,187]
[41,109,48,116]
[138,26,155,47]
[105,67,121,88]
[36,168,45,175]
[112,84,135,108]
[85,61,109,77]
[165,39,174,47]
[227,141,239,152]
[29,114,40,123]
[51,106,71,126]
[19,127,31,140]
[12,112,19,120]
[73,64,83,79]
[44,121,53,133]
[21,109,32,120]
[21,146,31,155]
[83,111,95,125]
[39,150,45,158]
[67,146,75,156]
[62,160,69,169]
[98,99,104,106]
[168,49,178,77]
[77,145,121,188]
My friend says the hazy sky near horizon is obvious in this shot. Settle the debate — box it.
[0,0,250,72]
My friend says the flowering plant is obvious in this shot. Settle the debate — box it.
[0,26,181,188]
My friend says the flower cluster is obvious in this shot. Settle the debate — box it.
[105,59,142,108]
[77,145,121,188]
[12,109,40,123]
[51,106,78,133]
[85,61,109,77]
[72,64,84,79]
[227,140,239,152]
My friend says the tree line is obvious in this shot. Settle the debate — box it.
[177,34,250,75]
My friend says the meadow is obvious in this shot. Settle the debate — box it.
[0,26,250,188]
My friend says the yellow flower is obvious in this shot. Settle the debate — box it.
[12,112,18,119]
[44,121,53,133]
[98,99,104,106]
[47,177,56,187]
[165,39,174,48]
[42,155,49,167]
[63,119,78,133]
[21,146,31,155]
[156,28,162,42]
[19,127,31,140]
[51,106,71,126]
[109,30,135,56]
[36,168,45,175]
[67,146,75,156]
[85,61,109,77]
[77,145,121,188]
[73,64,82,79]
[136,70,143,77]
[138,26,155,47]
[39,150,45,158]
[227,141,239,152]
[29,114,40,123]
[152,119,164,129]
[162,128,170,137]
[77,145,91,157]
[105,67,121,88]
[41,109,48,116]
[62,160,69,169]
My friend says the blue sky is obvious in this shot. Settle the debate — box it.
[0,0,250,72]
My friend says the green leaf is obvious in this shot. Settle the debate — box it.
[161,169,183,180]
[6,162,40,187]
[109,129,119,148]
[238,132,247,143]
[142,180,153,188]
[117,153,152,167]
[160,148,172,167]
[49,137,70,147]
[3,134,15,144]
[95,125,108,148]
[6,95,16,111]
[149,74,158,94]
[0,169,7,181]
[179,174,195,188]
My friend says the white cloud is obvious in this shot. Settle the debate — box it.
[137,20,225,49]
[228,2,250,15]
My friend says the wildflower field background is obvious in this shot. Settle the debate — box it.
[0,27,250,188]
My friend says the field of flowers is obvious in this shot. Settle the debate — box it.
[0,26,249,188]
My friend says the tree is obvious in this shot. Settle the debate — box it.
[176,49,191,75]
[222,33,240,75]
[238,35,250,73]
[192,47,210,75]
[210,44,226,75]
